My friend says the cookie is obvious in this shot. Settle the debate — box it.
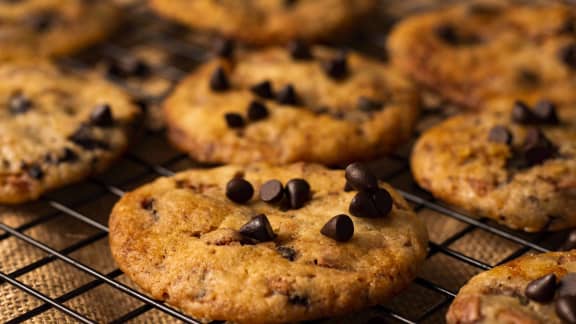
[0,0,120,61]
[388,2,576,109]
[109,163,428,324]
[163,45,420,165]
[411,98,576,232]
[447,250,576,324]
[149,0,378,45]
[0,62,140,204]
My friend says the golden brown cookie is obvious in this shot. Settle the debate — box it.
[388,2,576,109]
[0,62,140,204]
[411,98,576,232]
[163,46,420,165]
[447,251,576,324]
[0,0,120,61]
[149,0,378,45]
[109,163,428,324]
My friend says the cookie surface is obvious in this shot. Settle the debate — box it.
[0,0,119,61]
[0,63,140,204]
[447,251,576,324]
[164,46,420,165]
[411,98,576,232]
[109,163,428,324]
[149,0,378,45]
[388,2,576,109]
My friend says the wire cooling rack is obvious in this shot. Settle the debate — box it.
[0,2,571,323]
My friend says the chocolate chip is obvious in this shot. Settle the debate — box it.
[522,128,556,166]
[8,93,33,114]
[345,162,378,191]
[321,214,354,242]
[558,273,576,298]
[344,181,354,192]
[260,179,284,203]
[288,294,309,306]
[250,80,274,99]
[516,69,540,88]
[512,100,536,124]
[141,197,155,210]
[323,52,348,80]
[226,178,254,204]
[534,100,559,125]
[488,126,513,145]
[27,11,56,32]
[286,178,310,209]
[287,39,313,60]
[559,43,576,70]
[435,24,479,45]
[283,0,298,8]
[209,66,231,92]
[556,296,576,323]
[276,84,299,106]
[224,113,245,129]
[358,97,384,112]
[561,230,576,251]
[214,38,235,59]
[247,101,269,121]
[239,214,275,242]
[106,57,150,79]
[68,125,110,150]
[277,246,297,261]
[90,104,114,127]
[349,188,393,218]
[525,274,557,303]
[59,148,78,163]
[25,164,44,180]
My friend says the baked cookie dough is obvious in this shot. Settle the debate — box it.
[388,2,576,108]
[0,0,120,61]
[0,62,140,204]
[149,0,378,45]
[163,45,420,165]
[447,250,576,324]
[411,98,576,232]
[109,163,428,324]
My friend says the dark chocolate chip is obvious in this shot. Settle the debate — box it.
[59,148,78,163]
[260,179,284,203]
[435,24,480,46]
[525,273,557,303]
[25,164,44,180]
[209,66,231,92]
[277,246,297,261]
[561,230,576,251]
[106,57,150,79]
[214,38,235,59]
[8,93,33,114]
[141,197,155,210]
[27,11,56,32]
[522,128,556,166]
[239,214,275,242]
[68,125,110,150]
[276,84,299,106]
[357,97,384,112]
[534,100,559,125]
[344,181,354,192]
[224,113,245,129]
[323,52,348,80]
[558,273,576,298]
[349,190,381,218]
[488,125,513,145]
[286,178,311,209]
[226,178,254,204]
[250,80,274,99]
[345,162,378,191]
[556,296,576,323]
[283,0,298,8]
[321,214,354,242]
[512,100,536,124]
[288,294,309,306]
[90,104,114,127]
[287,39,313,60]
[247,101,269,121]
[372,188,394,217]
[559,43,576,70]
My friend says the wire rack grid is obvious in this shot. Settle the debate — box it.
[0,3,570,324]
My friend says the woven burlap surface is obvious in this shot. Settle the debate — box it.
[0,0,568,323]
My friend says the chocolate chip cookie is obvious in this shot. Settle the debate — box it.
[163,45,420,165]
[388,2,576,109]
[109,163,428,324]
[411,98,576,232]
[0,62,140,204]
[447,250,576,324]
[149,0,378,45]
[0,0,120,61]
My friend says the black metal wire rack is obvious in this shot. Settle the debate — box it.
[0,2,571,323]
